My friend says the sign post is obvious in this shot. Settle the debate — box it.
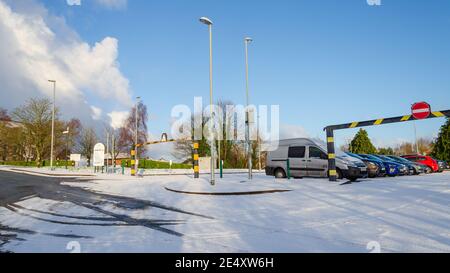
[411,102,431,154]
[93,143,105,172]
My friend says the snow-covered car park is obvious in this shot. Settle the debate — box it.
[0,167,449,253]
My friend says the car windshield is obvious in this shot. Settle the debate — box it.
[347,153,363,160]
[378,155,393,161]
[387,156,402,162]
[394,157,411,163]
[368,155,384,161]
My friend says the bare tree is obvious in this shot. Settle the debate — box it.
[78,127,97,166]
[117,101,148,156]
[172,100,255,169]
[104,125,121,159]
[172,112,211,162]
[56,118,83,160]
[12,99,65,167]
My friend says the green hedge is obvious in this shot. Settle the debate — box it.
[0,159,190,170]
[0,160,75,168]
[133,159,191,169]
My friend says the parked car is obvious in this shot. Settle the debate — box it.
[361,154,405,177]
[386,155,425,175]
[265,138,367,181]
[401,155,439,173]
[437,160,446,173]
[346,152,384,178]
[358,154,396,177]
[374,155,409,175]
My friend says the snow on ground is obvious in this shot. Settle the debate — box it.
[1,169,450,253]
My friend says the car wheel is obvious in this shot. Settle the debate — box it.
[274,168,286,179]
[426,167,433,174]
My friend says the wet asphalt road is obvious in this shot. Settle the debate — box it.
[0,170,212,251]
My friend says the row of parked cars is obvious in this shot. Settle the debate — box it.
[266,138,449,181]
[346,153,448,178]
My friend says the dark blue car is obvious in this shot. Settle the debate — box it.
[346,152,386,178]
[371,155,409,176]
[359,154,401,177]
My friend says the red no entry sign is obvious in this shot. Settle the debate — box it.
[412,102,431,120]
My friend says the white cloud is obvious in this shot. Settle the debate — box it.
[0,0,132,124]
[108,111,128,129]
[90,105,103,120]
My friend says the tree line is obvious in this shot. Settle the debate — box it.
[0,98,148,167]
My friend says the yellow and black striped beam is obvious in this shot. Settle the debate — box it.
[136,139,176,148]
[325,110,450,131]
[324,109,450,182]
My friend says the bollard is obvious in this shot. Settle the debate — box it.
[286,159,291,180]
[131,146,136,177]
[193,141,199,179]
[220,160,223,178]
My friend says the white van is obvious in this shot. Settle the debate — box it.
[266,138,367,181]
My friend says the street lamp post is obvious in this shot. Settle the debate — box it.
[245,37,253,180]
[48,80,56,170]
[414,121,419,155]
[135,97,140,173]
[199,16,215,185]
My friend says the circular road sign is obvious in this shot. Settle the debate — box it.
[411,102,431,120]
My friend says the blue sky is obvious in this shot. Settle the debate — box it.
[4,0,450,148]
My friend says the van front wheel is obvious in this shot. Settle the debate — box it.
[274,168,287,179]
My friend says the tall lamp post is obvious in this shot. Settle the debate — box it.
[135,97,141,173]
[199,16,215,185]
[244,37,253,180]
[48,80,56,170]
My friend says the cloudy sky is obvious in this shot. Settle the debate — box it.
[1,0,450,156]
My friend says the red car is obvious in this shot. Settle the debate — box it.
[401,155,439,173]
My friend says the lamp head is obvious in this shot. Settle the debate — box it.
[245,37,253,43]
[199,17,213,26]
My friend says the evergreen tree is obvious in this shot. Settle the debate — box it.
[378,147,394,155]
[431,118,450,161]
[349,129,377,154]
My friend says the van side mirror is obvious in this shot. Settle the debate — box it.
[321,153,328,160]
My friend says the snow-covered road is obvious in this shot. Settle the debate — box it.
[1,169,449,253]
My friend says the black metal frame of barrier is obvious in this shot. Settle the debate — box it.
[324,110,450,182]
